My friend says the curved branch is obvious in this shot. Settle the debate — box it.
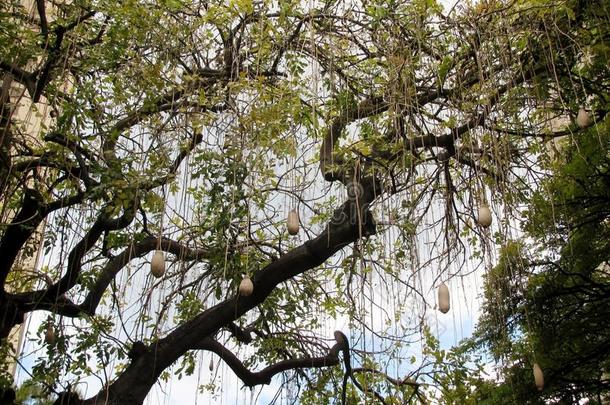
[226,322,254,344]
[0,62,36,96]
[197,335,344,387]
[84,182,379,404]
[351,367,420,389]
[78,236,210,315]
[337,331,387,405]
[0,189,45,288]
[15,204,138,307]
[319,95,387,181]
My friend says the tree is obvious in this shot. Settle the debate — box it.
[0,0,608,403]
[470,118,610,403]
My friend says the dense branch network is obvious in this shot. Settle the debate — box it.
[0,0,607,403]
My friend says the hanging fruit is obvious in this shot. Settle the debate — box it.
[44,323,56,345]
[209,359,214,372]
[576,107,592,128]
[438,282,450,314]
[477,204,492,228]
[151,250,165,278]
[239,274,254,297]
[533,363,544,391]
[287,209,300,235]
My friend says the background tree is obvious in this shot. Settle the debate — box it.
[0,0,609,404]
[470,119,610,404]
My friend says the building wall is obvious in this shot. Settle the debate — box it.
[2,0,57,379]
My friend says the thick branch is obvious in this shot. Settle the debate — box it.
[0,62,36,96]
[226,322,254,344]
[16,205,138,308]
[13,235,211,317]
[0,189,45,289]
[78,236,209,315]
[319,95,387,181]
[84,181,378,405]
[36,0,49,37]
[197,335,343,387]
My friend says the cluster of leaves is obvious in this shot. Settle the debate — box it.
[0,0,609,403]
[470,118,610,403]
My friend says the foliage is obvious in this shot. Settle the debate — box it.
[471,119,610,403]
[0,0,609,403]
[14,379,55,405]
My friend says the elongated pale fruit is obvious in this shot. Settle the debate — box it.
[576,107,592,128]
[477,205,492,228]
[533,363,544,391]
[438,283,450,314]
[287,209,300,235]
[45,324,55,345]
[151,250,165,278]
[239,275,254,296]
[209,359,214,372]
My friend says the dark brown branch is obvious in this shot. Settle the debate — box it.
[351,368,421,388]
[0,189,45,289]
[30,11,96,101]
[456,155,501,182]
[336,330,386,405]
[83,179,379,404]
[44,131,96,161]
[10,154,91,187]
[20,204,138,306]
[319,95,388,181]
[14,235,210,316]
[196,334,344,387]
[226,322,254,344]
[36,0,49,37]
[104,91,225,153]
[79,236,209,315]
[0,62,36,96]
[32,25,66,102]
